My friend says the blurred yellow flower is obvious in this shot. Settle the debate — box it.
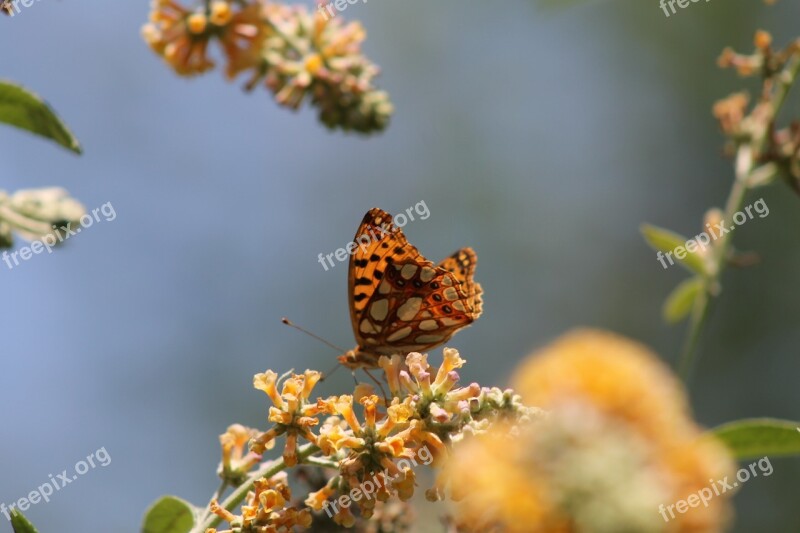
[142,0,268,78]
[444,329,735,533]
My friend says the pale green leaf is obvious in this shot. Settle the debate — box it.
[141,496,197,533]
[663,277,703,324]
[641,223,706,275]
[711,419,800,460]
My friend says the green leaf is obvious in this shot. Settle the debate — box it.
[640,223,706,275]
[141,496,197,533]
[0,81,82,154]
[662,277,703,324]
[10,509,39,533]
[711,418,800,460]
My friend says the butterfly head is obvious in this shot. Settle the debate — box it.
[338,346,378,370]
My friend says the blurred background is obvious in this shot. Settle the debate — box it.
[2,0,800,531]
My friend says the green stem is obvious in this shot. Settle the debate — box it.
[678,52,800,382]
[305,455,341,469]
[678,292,711,381]
[678,147,753,383]
[195,479,228,528]
[195,442,320,532]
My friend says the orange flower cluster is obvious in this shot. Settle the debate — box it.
[443,330,736,533]
[208,349,533,530]
[715,30,800,193]
[202,333,738,532]
[142,0,392,133]
[209,472,312,532]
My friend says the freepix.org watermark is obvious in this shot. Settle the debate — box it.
[317,200,430,271]
[656,198,769,270]
[1,447,111,521]
[659,0,711,18]
[2,201,116,270]
[316,0,367,20]
[1,0,43,17]
[322,445,433,517]
[658,456,772,523]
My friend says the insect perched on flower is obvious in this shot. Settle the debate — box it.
[339,208,483,369]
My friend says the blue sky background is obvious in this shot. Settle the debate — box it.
[2,0,800,531]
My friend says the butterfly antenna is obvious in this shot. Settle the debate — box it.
[281,317,346,381]
[281,318,346,353]
[321,361,344,381]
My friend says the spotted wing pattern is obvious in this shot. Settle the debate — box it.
[341,208,483,368]
[438,248,483,318]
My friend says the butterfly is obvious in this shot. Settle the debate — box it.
[1,1,12,15]
[339,208,483,369]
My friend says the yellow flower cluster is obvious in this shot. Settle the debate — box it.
[209,348,533,530]
[142,0,392,133]
[443,330,736,533]
[208,472,312,532]
[203,332,739,532]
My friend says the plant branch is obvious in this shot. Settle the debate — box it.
[678,53,800,382]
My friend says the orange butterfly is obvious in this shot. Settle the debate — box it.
[339,208,483,369]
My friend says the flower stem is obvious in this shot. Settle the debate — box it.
[679,52,800,382]
[195,479,228,529]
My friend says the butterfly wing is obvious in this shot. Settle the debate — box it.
[347,209,482,365]
[348,208,424,340]
[438,247,483,317]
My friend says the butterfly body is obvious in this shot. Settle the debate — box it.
[340,208,483,369]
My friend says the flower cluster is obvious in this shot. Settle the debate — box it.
[442,330,736,533]
[209,472,312,532]
[142,0,392,133]
[194,336,736,532]
[206,348,534,531]
[217,424,263,486]
[715,30,800,193]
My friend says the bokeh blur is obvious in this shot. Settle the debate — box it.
[2,0,800,531]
